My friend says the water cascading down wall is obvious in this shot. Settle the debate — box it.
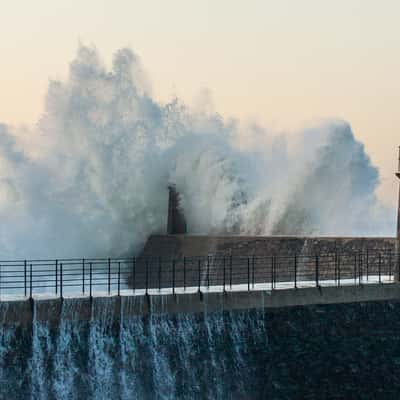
[2,291,400,399]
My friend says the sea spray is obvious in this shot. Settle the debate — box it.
[0,45,393,260]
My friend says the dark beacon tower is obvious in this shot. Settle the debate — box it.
[396,147,400,281]
[167,184,187,234]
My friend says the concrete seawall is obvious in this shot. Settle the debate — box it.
[3,285,400,398]
[141,235,396,257]
[2,283,400,328]
[131,235,398,289]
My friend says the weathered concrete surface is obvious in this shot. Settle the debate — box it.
[0,300,32,329]
[4,299,400,399]
[2,283,400,327]
[141,235,396,257]
[130,235,397,289]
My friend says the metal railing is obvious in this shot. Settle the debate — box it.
[0,250,397,299]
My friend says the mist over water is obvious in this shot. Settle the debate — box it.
[0,45,394,259]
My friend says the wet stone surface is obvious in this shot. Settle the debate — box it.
[1,300,400,399]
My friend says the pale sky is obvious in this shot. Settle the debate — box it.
[1,0,399,206]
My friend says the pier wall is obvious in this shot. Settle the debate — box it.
[141,235,396,258]
[2,283,400,328]
[3,284,400,398]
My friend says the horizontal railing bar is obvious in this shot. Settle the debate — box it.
[0,251,396,264]
[0,251,396,298]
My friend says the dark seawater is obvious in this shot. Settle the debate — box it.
[1,300,400,399]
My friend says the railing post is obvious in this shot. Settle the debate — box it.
[89,262,93,298]
[354,254,357,285]
[271,256,274,290]
[158,257,162,292]
[24,260,27,297]
[108,258,111,295]
[145,260,149,295]
[183,257,186,292]
[229,255,233,289]
[198,259,201,292]
[338,254,341,287]
[252,256,255,289]
[29,263,33,299]
[294,255,297,289]
[60,263,63,299]
[366,249,369,281]
[223,257,226,292]
[55,259,58,295]
[397,250,400,284]
[82,259,85,295]
[379,253,382,283]
[132,258,136,294]
[172,259,176,295]
[247,257,250,291]
[118,262,121,296]
[207,256,210,289]
[334,251,337,284]
[397,249,400,283]
[315,255,319,287]
[359,251,362,285]
[389,250,393,281]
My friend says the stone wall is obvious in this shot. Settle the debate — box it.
[141,235,395,258]
[3,296,400,398]
[129,235,397,289]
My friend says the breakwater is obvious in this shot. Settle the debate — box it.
[2,286,400,399]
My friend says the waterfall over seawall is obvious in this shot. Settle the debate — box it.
[1,299,268,400]
[2,299,400,399]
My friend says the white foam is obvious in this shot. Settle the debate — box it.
[0,274,393,301]
[0,44,393,260]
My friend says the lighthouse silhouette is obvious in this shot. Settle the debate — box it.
[167,184,187,235]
